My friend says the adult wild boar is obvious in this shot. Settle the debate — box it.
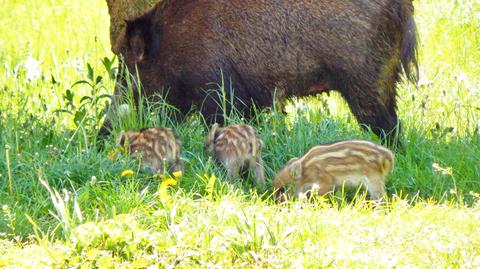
[102,0,418,145]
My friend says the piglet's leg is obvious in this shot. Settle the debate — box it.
[315,183,335,197]
[251,157,265,188]
[225,160,241,181]
[364,175,386,200]
[296,176,334,198]
[314,175,335,197]
[169,159,185,175]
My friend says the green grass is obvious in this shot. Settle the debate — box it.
[0,0,480,267]
[1,198,480,268]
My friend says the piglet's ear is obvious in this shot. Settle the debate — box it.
[285,157,299,166]
[117,131,128,148]
[257,139,264,150]
[208,123,221,143]
[117,131,137,147]
[117,131,128,147]
[205,123,220,152]
[290,160,302,181]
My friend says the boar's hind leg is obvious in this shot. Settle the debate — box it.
[342,79,401,147]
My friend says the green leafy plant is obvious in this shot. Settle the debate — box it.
[54,58,116,151]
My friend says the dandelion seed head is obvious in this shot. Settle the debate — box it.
[118,104,131,118]
[24,57,42,81]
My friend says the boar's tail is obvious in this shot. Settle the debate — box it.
[399,0,419,84]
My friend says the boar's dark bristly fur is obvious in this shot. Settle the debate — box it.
[102,0,418,145]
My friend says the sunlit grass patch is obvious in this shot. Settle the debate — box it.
[1,198,480,268]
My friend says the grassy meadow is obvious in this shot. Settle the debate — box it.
[1,0,480,267]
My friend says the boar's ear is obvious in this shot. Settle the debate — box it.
[289,159,302,181]
[125,16,159,62]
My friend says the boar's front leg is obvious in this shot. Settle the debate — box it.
[98,99,122,142]
[98,64,137,139]
[197,69,253,124]
[98,112,113,138]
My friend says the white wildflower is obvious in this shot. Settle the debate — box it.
[24,57,41,81]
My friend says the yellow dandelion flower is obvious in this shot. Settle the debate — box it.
[159,174,169,181]
[162,178,177,187]
[108,149,117,161]
[121,169,135,177]
[159,178,177,203]
[172,170,183,179]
